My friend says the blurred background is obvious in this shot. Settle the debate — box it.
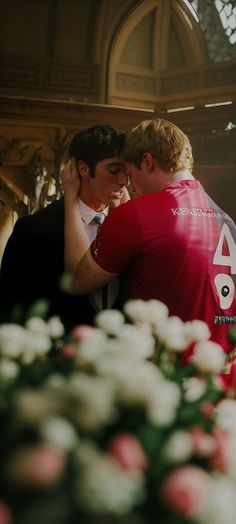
[0,0,235,260]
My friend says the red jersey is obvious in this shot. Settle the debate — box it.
[92,181,236,351]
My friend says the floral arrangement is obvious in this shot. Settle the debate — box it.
[0,299,236,524]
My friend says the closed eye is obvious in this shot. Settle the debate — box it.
[108,168,122,175]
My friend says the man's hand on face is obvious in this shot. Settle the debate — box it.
[109,186,131,208]
[61,158,80,202]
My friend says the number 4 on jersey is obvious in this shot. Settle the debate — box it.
[213,223,236,309]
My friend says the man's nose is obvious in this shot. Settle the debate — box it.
[118,172,130,186]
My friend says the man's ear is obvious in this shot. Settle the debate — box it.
[141,152,155,172]
[77,160,90,178]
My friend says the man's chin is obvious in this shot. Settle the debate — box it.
[111,190,124,199]
[109,190,124,205]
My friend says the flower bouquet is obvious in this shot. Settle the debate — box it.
[0,299,236,524]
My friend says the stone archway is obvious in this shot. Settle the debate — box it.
[107,0,206,109]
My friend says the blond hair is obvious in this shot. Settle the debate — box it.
[123,118,193,173]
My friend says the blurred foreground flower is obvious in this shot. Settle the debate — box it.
[6,444,66,488]
[0,299,235,524]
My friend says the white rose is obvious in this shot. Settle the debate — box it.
[227,432,236,480]
[68,373,117,431]
[155,316,187,352]
[77,329,107,363]
[124,299,169,327]
[22,332,51,363]
[14,389,62,425]
[25,317,48,336]
[40,416,78,451]
[47,316,65,338]
[192,341,225,373]
[215,399,236,432]
[184,320,211,343]
[145,299,169,324]
[0,358,19,380]
[123,299,149,324]
[95,310,125,335]
[163,430,193,463]
[75,441,145,515]
[183,377,207,402]
[199,474,236,524]
[44,373,66,389]
[0,324,27,358]
[96,356,165,413]
[117,324,155,359]
[147,379,181,426]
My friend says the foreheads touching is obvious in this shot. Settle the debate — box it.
[69,125,127,178]
[123,118,193,174]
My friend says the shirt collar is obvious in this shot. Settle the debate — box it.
[78,198,109,225]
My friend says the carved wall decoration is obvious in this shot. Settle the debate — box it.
[204,65,236,87]
[116,74,156,94]
[0,63,40,88]
[0,130,73,219]
[161,72,199,94]
[25,151,50,214]
[0,178,27,217]
[47,66,98,95]
[0,136,30,164]
[52,131,73,200]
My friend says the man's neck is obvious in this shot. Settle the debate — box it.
[79,188,106,212]
[170,169,195,182]
[156,169,195,192]
[141,169,195,195]
[79,197,107,212]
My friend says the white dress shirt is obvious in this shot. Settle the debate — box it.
[78,198,119,311]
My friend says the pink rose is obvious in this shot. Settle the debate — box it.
[61,343,77,359]
[0,502,13,524]
[200,400,214,418]
[6,444,66,488]
[210,427,231,472]
[70,325,96,341]
[218,362,236,396]
[109,433,148,472]
[160,465,210,518]
[191,427,217,457]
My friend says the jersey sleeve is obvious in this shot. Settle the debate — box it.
[91,200,141,274]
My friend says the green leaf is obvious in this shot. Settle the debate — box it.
[26,299,50,320]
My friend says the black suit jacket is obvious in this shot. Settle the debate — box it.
[0,198,97,329]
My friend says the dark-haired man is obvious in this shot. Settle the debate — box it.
[0,125,128,328]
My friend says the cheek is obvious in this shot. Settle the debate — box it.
[106,177,118,189]
[131,175,139,188]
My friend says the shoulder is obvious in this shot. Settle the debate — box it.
[14,198,64,236]
[101,199,142,237]
[22,198,64,223]
[109,198,138,216]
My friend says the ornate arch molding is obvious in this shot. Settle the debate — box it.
[94,0,143,102]
[106,0,219,110]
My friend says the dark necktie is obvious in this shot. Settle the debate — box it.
[93,213,108,309]
[93,213,106,225]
